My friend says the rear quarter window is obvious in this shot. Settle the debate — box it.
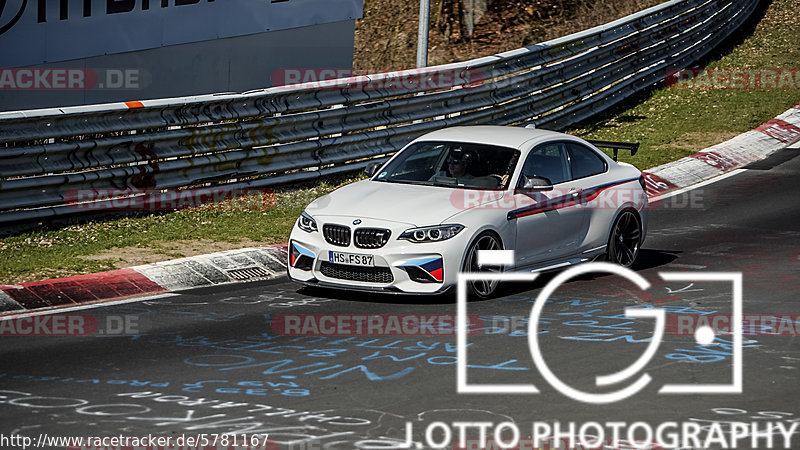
[567,143,607,179]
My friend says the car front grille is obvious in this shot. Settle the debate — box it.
[319,262,394,283]
[323,224,351,247]
[354,228,391,249]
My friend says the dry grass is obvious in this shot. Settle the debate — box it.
[354,0,663,70]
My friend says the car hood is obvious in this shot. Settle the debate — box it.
[305,180,505,227]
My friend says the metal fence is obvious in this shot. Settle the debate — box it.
[0,0,758,224]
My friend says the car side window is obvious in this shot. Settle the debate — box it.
[567,143,607,180]
[521,142,570,185]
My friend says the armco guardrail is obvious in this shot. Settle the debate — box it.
[0,0,758,224]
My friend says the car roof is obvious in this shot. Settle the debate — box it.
[413,125,577,150]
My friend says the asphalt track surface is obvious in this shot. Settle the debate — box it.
[1,147,799,450]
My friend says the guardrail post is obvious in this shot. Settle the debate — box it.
[417,0,431,68]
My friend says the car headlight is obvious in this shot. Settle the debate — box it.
[297,211,318,233]
[399,224,464,243]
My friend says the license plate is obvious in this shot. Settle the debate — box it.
[329,251,375,267]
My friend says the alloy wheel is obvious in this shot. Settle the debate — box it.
[608,210,642,267]
[463,233,503,298]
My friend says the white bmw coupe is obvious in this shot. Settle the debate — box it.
[288,126,648,297]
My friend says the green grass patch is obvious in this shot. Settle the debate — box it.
[0,178,356,284]
[569,0,800,169]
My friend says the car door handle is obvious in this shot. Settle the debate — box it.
[569,189,587,203]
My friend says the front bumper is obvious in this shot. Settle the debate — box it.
[287,223,468,295]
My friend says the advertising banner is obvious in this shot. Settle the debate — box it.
[0,0,363,67]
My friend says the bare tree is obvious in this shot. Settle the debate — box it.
[436,0,466,42]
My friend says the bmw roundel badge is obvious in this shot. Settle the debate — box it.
[353,219,362,225]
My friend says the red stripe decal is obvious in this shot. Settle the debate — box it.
[511,178,638,219]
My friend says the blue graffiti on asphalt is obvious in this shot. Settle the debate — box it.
[0,372,311,397]
[0,372,169,387]
[664,337,757,363]
[179,333,530,384]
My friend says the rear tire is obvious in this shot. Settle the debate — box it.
[606,210,642,268]
[462,232,503,299]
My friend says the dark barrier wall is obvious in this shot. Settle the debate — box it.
[0,0,361,111]
[0,20,357,111]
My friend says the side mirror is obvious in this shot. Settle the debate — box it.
[518,175,553,192]
[364,161,383,178]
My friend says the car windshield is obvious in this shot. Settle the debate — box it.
[373,141,520,190]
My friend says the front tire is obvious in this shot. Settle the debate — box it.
[462,232,503,299]
[606,210,642,268]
